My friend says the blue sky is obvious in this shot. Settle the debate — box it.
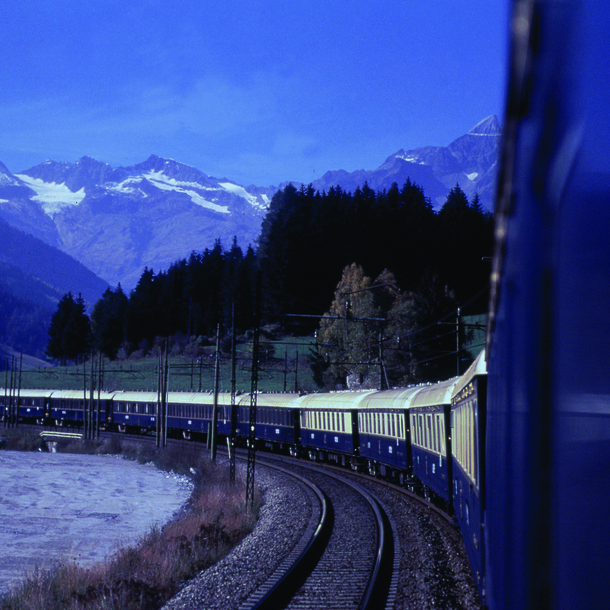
[0,0,509,187]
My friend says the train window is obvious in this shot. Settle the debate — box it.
[391,414,396,437]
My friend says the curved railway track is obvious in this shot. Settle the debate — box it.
[247,458,395,610]
[13,425,480,609]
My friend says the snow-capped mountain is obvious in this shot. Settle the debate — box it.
[309,116,501,210]
[0,155,272,289]
[0,118,500,291]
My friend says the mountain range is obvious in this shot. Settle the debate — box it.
[0,116,500,294]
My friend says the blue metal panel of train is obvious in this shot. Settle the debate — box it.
[409,378,459,502]
[451,353,486,592]
[357,387,420,475]
[112,392,159,431]
[238,393,301,446]
[296,392,366,457]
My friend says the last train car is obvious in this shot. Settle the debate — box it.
[484,0,610,608]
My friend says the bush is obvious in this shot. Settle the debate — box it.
[0,429,47,452]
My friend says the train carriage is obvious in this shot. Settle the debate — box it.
[167,392,234,439]
[50,390,117,428]
[451,351,486,597]
[357,387,421,479]
[409,377,459,504]
[297,391,371,465]
[48,390,88,427]
[0,388,53,425]
[111,391,158,433]
[236,393,301,451]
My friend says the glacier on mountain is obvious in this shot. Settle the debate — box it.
[14,174,86,216]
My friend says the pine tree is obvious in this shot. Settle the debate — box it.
[91,285,128,359]
[46,292,91,364]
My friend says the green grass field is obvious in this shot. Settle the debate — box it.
[14,336,319,394]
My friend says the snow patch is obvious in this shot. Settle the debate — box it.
[143,171,229,213]
[398,154,425,165]
[108,171,229,213]
[0,173,20,187]
[220,182,264,208]
[15,175,85,216]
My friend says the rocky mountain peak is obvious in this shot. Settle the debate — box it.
[468,115,502,136]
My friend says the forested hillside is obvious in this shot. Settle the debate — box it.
[44,179,493,387]
[258,181,493,320]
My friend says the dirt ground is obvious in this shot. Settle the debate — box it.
[0,451,191,594]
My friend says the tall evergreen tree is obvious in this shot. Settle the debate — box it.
[46,292,91,364]
[91,285,128,360]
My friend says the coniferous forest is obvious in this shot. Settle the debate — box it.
[45,180,494,387]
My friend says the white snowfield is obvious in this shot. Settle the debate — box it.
[0,451,192,594]
[14,174,86,216]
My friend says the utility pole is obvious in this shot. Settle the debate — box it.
[456,307,461,376]
[210,323,221,462]
[229,303,237,484]
[246,272,261,510]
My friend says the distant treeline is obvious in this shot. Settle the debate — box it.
[45,180,494,378]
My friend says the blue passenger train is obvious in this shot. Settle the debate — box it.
[2,1,608,607]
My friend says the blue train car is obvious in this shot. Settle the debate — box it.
[49,390,88,426]
[236,393,301,451]
[0,389,52,424]
[168,392,234,439]
[112,391,158,433]
[357,387,420,479]
[297,391,367,466]
[451,352,486,596]
[409,377,459,504]
[50,390,116,427]
[484,1,610,608]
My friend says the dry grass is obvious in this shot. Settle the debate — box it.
[0,435,261,610]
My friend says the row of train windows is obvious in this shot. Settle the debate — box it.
[359,411,404,439]
[57,401,84,410]
[237,407,292,426]
[170,404,230,419]
[0,398,41,407]
[117,402,157,415]
[301,410,348,433]
[411,412,446,455]
[452,400,477,486]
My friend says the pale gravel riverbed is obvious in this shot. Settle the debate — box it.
[0,451,192,595]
